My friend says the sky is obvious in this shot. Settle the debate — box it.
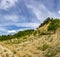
[0,0,60,35]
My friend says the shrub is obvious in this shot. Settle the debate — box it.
[42,43,49,51]
[14,29,34,38]
[34,30,37,36]
[48,19,60,31]
[40,32,47,35]
[0,29,34,41]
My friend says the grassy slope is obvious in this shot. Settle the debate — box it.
[0,18,60,57]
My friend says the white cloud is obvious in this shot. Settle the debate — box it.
[4,14,19,22]
[1,0,60,35]
[8,30,17,34]
[15,23,40,28]
[58,10,60,14]
[0,27,7,31]
[0,22,40,35]
[26,2,60,22]
[0,27,8,35]
[0,22,40,28]
[0,0,18,10]
[26,4,50,22]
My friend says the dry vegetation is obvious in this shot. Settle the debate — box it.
[0,18,60,57]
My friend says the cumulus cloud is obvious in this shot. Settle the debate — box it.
[58,10,60,14]
[8,30,17,34]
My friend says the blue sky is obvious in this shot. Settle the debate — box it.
[0,0,60,35]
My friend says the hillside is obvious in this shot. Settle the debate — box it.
[0,17,60,57]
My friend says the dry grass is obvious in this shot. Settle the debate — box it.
[0,29,60,57]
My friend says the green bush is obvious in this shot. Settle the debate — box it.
[0,29,34,41]
[14,29,34,38]
[42,43,49,51]
[40,32,47,35]
[48,19,60,31]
